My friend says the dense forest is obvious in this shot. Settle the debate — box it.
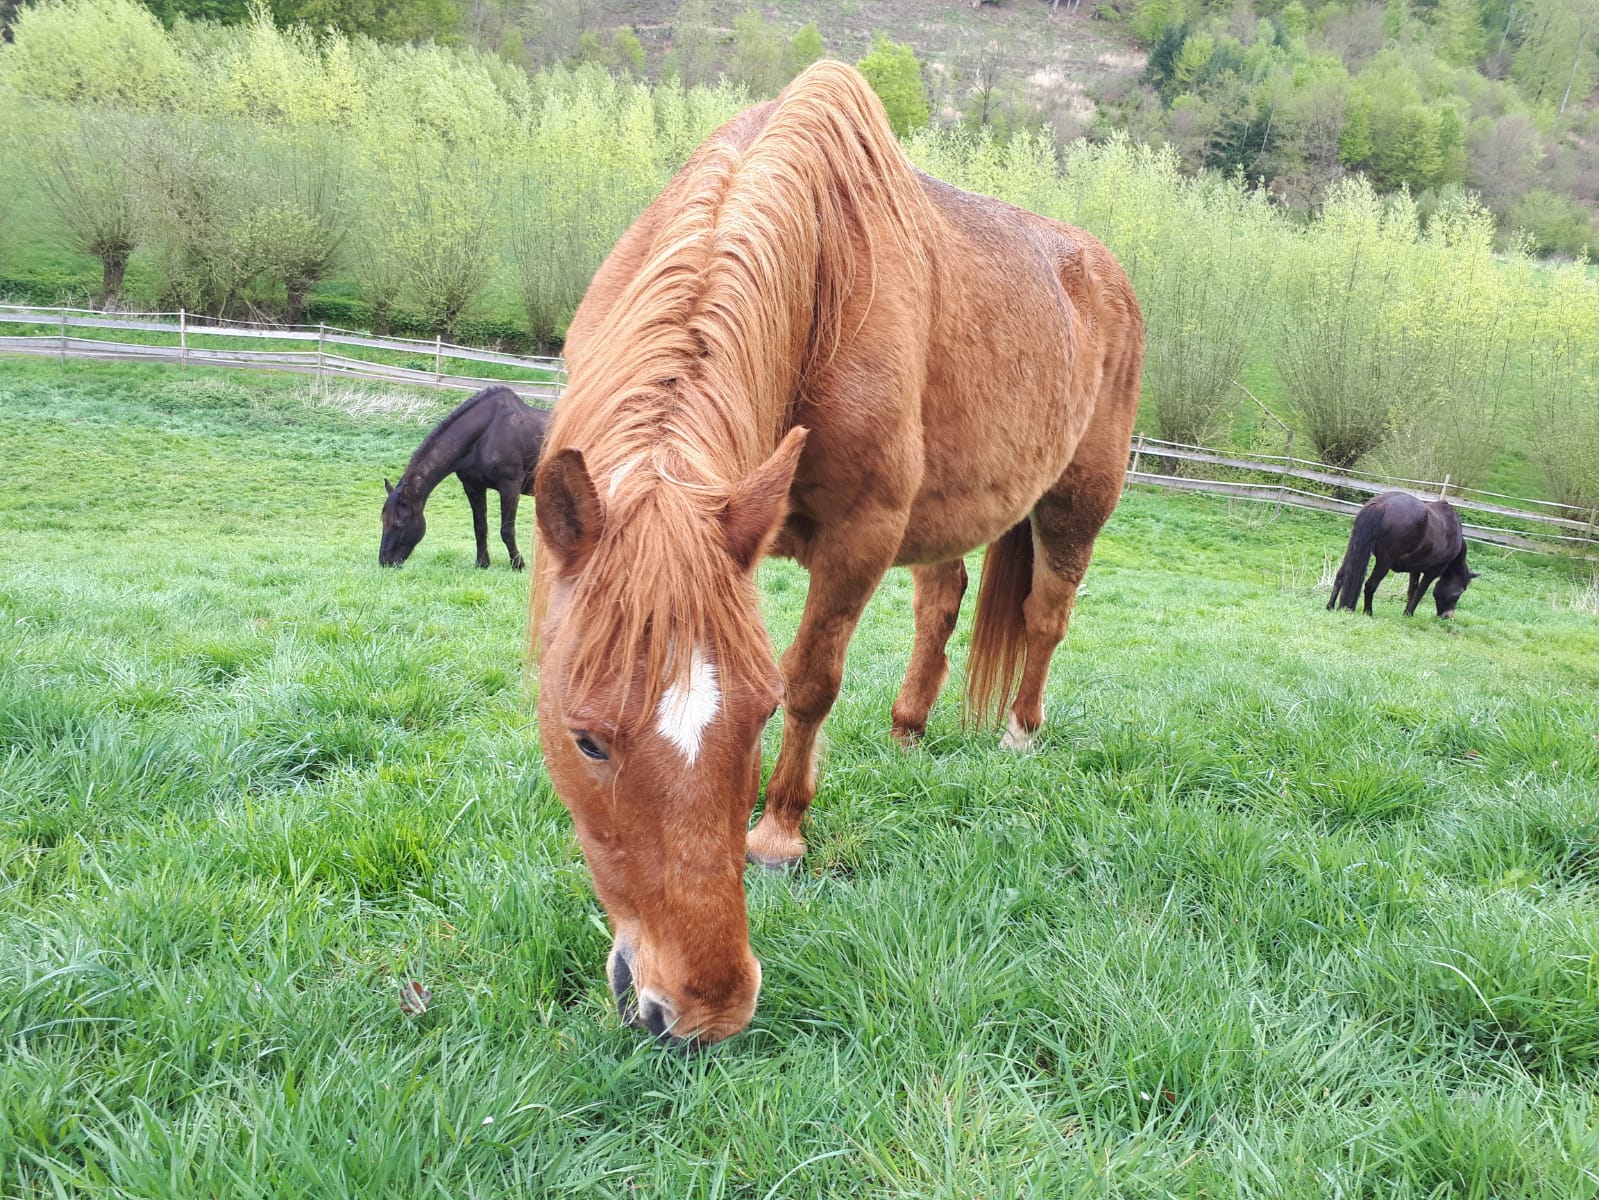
[2,0,1590,252]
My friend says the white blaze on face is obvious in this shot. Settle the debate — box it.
[655,647,720,764]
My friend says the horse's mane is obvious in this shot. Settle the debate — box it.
[532,61,932,717]
[400,385,510,482]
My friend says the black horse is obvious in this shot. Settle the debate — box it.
[380,385,550,568]
[1328,491,1477,617]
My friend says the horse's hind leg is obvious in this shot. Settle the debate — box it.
[463,479,491,568]
[496,484,526,570]
[890,560,968,745]
[1003,480,1118,749]
[1362,559,1391,615]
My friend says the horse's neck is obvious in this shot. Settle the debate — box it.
[403,400,495,500]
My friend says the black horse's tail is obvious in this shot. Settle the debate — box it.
[1333,505,1380,611]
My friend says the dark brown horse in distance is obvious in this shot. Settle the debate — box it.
[380,385,549,569]
[529,61,1143,1046]
[1328,491,1477,617]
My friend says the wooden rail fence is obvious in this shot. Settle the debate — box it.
[1126,435,1599,555]
[0,304,565,406]
[5,306,1592,555]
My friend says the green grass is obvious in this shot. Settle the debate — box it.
[2,358,1598,1198]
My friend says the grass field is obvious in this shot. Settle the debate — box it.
[3,359,1598,1198]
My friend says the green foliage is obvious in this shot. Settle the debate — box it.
[1510,188,1597,256]
[729,9,792,98]
[857,34,929,136]
[0,0,188,108]
[792,22,825,71]
[1526,260,1599,508]
[1275,180,1428,466]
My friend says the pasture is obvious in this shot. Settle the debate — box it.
[3,359,1599,1197]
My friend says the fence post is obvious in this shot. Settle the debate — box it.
[1129,433,1144,481]
[1274,430,1294,519]
[179,308,187,372]
[1439,474,1450,500]
[317,323,326,393]
[58,306,67,366]
[434,334,443,389]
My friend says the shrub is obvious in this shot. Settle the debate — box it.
[857,35,929,136]
[0,0,188,108]
[1274,179,1430,467]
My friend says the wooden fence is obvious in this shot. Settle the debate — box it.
[0,304,565,406]
[5,305,1592,555]
[1127,435,1599,555]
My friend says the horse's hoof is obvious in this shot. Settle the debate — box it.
[890,722,924,749]
[745,850,802,872]
[511,557,527,571]
[1000,714,1039,753]
[747,820,805,870]
[475,560,491,569]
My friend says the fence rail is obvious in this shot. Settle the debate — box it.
[0,304,566,405]
[6,305,1593,554]
[1126,436,1599,555]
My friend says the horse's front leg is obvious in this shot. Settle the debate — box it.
[748,518,903,870]
[496,485,526,570]
[1403,571,1437,617]
[890,561,968,745]
[462,478,491,568]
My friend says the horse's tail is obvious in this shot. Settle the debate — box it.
[1334,505,1380,611]
[965,519,1034,727]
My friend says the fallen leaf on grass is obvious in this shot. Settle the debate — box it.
[399,980,432,1017]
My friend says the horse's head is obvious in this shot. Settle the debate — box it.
[532,429,806,1047]
[1435,558,1477,618]
[379,478,425,567]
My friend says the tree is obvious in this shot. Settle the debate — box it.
[729,9,791,97]
[665,0,719,87]
[26,107,144,308]
[857,35,929,136]
[792,23,824,71]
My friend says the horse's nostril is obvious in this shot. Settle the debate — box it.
[608,941,640,1026]
[639,994,680,1042]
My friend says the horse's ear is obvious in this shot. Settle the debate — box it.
[722,427,808,572]
[384,477,394,496]
[535,448,604,576]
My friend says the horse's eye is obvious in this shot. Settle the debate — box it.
[575,733,608,762]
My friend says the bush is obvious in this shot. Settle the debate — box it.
[1,0,188,108]
[857,35,929,136]
[1274,179,1430,467]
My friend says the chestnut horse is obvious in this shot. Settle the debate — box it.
[531,62,1143,1046]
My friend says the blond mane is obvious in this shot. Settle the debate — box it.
[532,61,933,718]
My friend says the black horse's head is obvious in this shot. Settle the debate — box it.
[380,478,425,567]
[1435,557,1477,618]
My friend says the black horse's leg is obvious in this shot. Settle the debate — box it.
[1327,567,1343,611]
[1363,559,1390,615]
[497,485,526,570]
[463,478,490,568]
[1404,572,1438,617]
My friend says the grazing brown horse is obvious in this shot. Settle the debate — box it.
[1328,491,1476,617]
[380,385,549,569]
[530,62,1143,1046]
